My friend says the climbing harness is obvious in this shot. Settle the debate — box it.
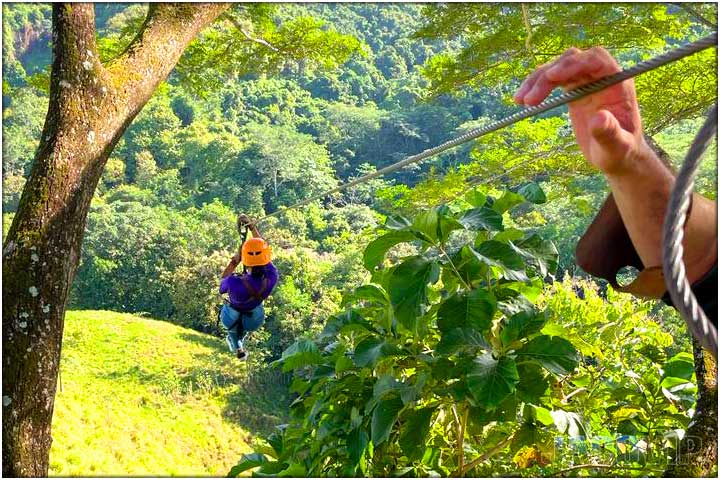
[246,33,718,355]
[662,104,718,359]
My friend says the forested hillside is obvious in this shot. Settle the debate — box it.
[2,2,717,477]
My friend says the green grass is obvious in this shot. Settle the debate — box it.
[49,310,289,476]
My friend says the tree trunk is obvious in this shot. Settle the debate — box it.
[2,3,228,476]
[664,339,718,477]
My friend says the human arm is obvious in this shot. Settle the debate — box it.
[238,214,262,238]
[221,252,241,280]
[514,47,717,285]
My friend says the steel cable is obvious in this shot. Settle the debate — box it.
[662,104,718,359]
[253,32,717,225]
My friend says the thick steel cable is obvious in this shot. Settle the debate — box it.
[662,104,718,359]
[253,32,717,225]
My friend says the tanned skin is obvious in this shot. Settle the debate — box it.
[515,46,717,284]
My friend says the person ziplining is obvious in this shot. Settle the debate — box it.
[219,214,279,360]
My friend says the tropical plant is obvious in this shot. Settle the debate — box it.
[228,184,584,477]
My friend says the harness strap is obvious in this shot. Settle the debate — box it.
[240,275,269,302]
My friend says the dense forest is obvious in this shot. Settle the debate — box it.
[2,2,717,477]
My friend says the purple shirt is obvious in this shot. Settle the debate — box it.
[220,262,279,311]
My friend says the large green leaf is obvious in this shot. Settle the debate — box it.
[516,335,580,375]
[363,230,417,270]
[516,363,550,403]
[411,209,441,243]
[510,234,559,278]
[276,463,306,477]
[459,207,504,232]
[662,352,695,380]
[437,289,496,332]
[385,214,412,230]
[472,241,528,282]
[344,284,389,307]
[347,427,369,465]
[437,213,466,243]
[464,188,487,208]
[320,309,372,341]
[227,453,267,477]
[371,395,404,446]
[450,245,488,285]
[277,339,323,373]
[466,353,519,408]
[388,257,440,331]
[491,190,525,213]
[499,308,547,346]
[373,374,403,400]
[354,336,402,367]
[399,407,436,459]
[517,182,547,204]
[436,327,490,355]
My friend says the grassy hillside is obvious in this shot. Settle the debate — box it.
[49,311,289,476]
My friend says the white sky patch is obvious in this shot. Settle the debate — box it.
[2,396,10,407]
[29,286,39,297]
[31,253,39,263]
[87,131,95,144]
[82,60,92,71]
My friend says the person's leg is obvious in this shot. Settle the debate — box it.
[241,304,265,334]
[220,304,241,353]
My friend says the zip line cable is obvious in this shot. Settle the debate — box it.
[252,32,717,225]
[246,33,720,356]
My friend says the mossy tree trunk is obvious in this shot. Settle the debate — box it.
[2,3,228,476]
[664,339,717,477]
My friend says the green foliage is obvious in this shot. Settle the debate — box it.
[2,5,711,476]
[230,187,588,477]
[176,5,363,95]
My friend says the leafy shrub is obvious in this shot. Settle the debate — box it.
[229,184,584,477]
[229,185,695,477]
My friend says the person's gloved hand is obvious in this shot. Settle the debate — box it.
[238,214,253,228]
[514,47,652,175]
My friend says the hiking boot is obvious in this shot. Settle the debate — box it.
[236,348,248,361]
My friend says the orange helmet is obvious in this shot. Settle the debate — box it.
[241,237,272,266]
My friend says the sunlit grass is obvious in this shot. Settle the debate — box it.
[49,310,287,476]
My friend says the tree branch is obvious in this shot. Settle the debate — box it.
[52,3,101,86]
[672,3,717,29]
[226,15,279,52]
[107,3,230,115]
[455,434,514,476]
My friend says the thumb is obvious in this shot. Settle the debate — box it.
[589,110,634,154]
[587,110,638,172]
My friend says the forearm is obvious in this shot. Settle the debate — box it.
[606,147,718,283]
[221,259,239,279]
[248,224,261,237]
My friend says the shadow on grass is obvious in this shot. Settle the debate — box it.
[91,329,291,439]
[176,331,292,438]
